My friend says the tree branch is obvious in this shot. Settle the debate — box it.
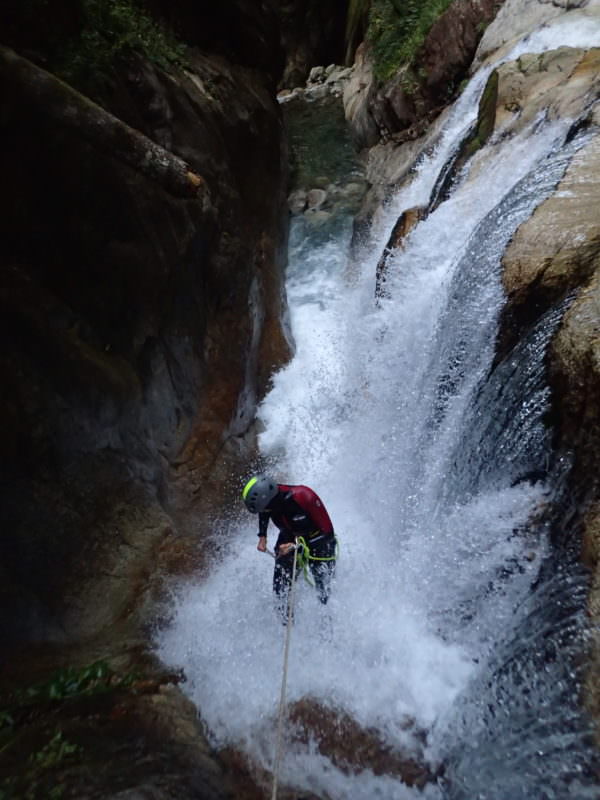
[0,45,206,199]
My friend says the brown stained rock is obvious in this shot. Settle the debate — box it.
[216,699,434,798]
[287,698,435,788]
[420,0,500,106]
[582,505,600,610]
[375,207,426,300]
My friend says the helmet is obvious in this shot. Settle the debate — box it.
[242,475,278,513]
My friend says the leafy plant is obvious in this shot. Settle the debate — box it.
[59,0,187,87]
[0,661,141,799]
[29,731,80,770]
[0,713,13,732]
[2,660,138,719]
[366,0,455,82]
[12,660,111,705]
[0,730,79,799]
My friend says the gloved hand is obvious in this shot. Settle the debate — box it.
[277,542,296,556]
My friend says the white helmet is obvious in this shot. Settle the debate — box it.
[242,475,278,513]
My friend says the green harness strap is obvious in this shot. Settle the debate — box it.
[295,535,339,587]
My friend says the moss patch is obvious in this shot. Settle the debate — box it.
[462,67,499,159]
[2,0,187,92]
[367,0,455,83]
[59,0,187,89]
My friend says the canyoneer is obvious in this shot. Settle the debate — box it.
[242,475,337,621]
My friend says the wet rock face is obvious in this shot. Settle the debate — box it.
[473,0,589,66]
[550,274,600,744]
[0,44,291,644]
[419,0,500,107]
[482,46,600,747]
[495,50,600,355]
[550,272,600,489]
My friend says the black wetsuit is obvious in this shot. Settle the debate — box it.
[258,484,336,608]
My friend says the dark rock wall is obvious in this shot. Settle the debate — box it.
[0,16,291,644]
[277,0,350,88]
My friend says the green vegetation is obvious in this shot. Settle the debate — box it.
[29,730,80,771]
[0,661,140,798]
[345,0,371,63]
[3,660,138,711]
[59,0,187,87]
[460,68,498,158]
[0,729,80,800]
[359,0,455,83]
[3,0,186,89]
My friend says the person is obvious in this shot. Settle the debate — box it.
[242,475,336,620]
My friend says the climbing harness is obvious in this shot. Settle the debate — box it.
[295,534,339,587]
[270,545,298,800]
[265,534,340,585]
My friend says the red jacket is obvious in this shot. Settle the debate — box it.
[258,484,333,543]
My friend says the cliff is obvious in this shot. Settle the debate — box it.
[0,2,295,795]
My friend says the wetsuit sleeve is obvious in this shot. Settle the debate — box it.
[258,512,269,537]
[292,486,334,534]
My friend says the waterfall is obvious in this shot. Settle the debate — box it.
[156,14,600,800]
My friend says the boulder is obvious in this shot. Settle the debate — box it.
[288,188,308,213]
[287,697,435,788]
[343,43,380,150]
[306,188,328,209]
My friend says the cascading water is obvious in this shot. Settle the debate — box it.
[157,14,600,800]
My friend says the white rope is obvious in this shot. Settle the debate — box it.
[270,545,298,800]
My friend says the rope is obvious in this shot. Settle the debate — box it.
[265,535,339,797]
[270,545,298,800]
